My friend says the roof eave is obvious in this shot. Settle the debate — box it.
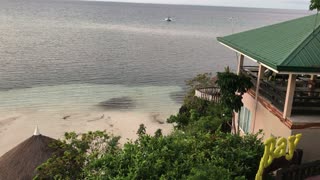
[217,38,279,73]
[277,66,320,74]
[217,37,320,75]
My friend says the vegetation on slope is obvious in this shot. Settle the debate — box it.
[35,71,263,180]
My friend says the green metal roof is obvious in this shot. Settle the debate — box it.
[217,14,320,73]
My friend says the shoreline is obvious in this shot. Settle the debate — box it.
[0,109,175,156]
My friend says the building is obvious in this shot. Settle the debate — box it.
[0,127,57,179]
[216,14,320,162]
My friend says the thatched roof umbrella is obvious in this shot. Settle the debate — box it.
[0,127,57,180]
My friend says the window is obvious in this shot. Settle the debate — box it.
[239,107,251,133]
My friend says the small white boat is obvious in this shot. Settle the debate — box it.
[165,17,172,22]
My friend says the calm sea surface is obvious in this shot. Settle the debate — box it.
[0,0,310,113]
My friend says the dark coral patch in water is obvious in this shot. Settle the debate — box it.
[98,96,135,110]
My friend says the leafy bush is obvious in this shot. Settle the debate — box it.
[83,128,263,179]
[34,131,120,180]
[168,71,248,132]
[35,128,263,180]
[187,164,233,180]
[216,67,253,113]
[310,0,320,11]
[167,99,231,133]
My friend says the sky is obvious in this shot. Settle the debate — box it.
[92,0,310,10]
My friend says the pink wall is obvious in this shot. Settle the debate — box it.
[236,93,291,139]
[292,128,320,162]
[237,93,320,162]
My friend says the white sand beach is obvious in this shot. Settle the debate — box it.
[0,108,174,156]
[0,84,182,156]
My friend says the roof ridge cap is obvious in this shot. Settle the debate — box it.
[280,14,320,67]
[33,125,40,136]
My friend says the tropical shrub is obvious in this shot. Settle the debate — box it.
[84,127,263,179]
[34,131,120,180]
[310,0,320,11]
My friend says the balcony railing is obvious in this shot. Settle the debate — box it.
[241,66,320,115]
[195,86,221,103]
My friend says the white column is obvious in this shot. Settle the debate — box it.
[237,54,244,75]
[252,64,266,133]
[283,74,296,118]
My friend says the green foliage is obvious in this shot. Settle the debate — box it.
[154,129,163,138]
[35,128,263,180]
[34,131,120,180]
[216,67,253,113]
[167,98,218,128]
[84,128,263,179]
[167,72,227,129]
[35,72,263,179]
[167,100,231,133]
[137,123,147,136]
[187,165,233,180]
[310,0,320,11]
[168,70,251,133]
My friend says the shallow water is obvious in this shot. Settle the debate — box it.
[0,84,182,114]
[0,0,311,152]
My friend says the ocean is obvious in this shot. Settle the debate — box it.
[0,0,310,154]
